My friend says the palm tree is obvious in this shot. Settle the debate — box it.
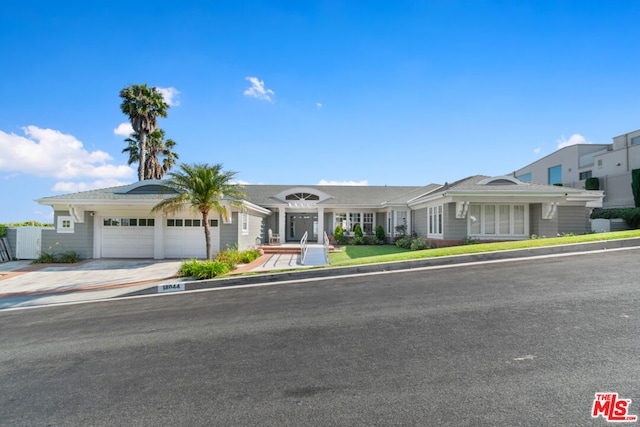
[122,129,179,179]
[152,163,246,260]
[119,84,169,181]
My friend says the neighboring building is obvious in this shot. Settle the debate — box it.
[513,129,640,208]
[35,175,603,260]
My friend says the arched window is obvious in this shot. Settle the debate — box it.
[285,192,320,201]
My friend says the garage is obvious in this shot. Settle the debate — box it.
[101,217,155,258]
[165,218,219,259]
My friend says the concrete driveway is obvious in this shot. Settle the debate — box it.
[0,259,183,309]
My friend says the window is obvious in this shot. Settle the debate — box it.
[285,192,319,201]
[57,216,74,233]
[631,136,640,145]
[335,213,347,229]
[548,165,562,185]
[349,212,361,231]
[209,219,219,227]
[241,212,249,234]
[579,171,592,180]
[516,173,532,182]
[468,204,527,237]
[428,205,443,236]
[363,213,374,234]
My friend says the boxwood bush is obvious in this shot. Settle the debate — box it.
[590,208,640,229]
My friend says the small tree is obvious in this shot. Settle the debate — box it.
[354,223,363,238]
[152,163,245,260]
[334,225,344,244]
[375,225,385,242]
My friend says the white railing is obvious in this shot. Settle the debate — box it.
[323,231,330,261]
[300,231,309,265]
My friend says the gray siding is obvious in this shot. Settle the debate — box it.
[375,212,386,234]
[263,213,278,242]
[219,212,239,250]
[41,211,95,259]
[412,208,428,236]
[557,206,591,234]
[324,212,333,236]
[443,203,467,240]
[529,204,558,238]
[237,213,265,250]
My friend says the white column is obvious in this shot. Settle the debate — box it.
[317,207,324,242]
[154,211,165,259]
[279,206,286,243]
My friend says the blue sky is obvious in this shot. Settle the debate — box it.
[2,1,640,223]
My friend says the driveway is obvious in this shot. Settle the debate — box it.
[0,259,183,309]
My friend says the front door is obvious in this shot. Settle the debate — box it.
[286,213,318,241]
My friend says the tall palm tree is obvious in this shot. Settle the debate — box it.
[119,84,169,181]
[122,129,179,179]
[152,163,246,260]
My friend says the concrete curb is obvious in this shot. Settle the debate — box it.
[121,237,640,298]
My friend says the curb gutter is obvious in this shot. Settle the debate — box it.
[121,237,640,298]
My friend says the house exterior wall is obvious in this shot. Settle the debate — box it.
[236,212,265,250]
[529,204,558,238]
[219,212,239,251]
[557,206,591,235]
[42,211,95,259]
[323,212,333,236]
[412,207,428,236]
[443,203,467,240]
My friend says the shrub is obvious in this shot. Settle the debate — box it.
[238,249,260,264]
[334,225,344,244]
[179,259,232,279]
[365,235,383,245]
[585,177,600,190]
[395,236,412,249]
[31,241,81,264]
[0,224,5,238]
[375,225,385,242]
[351,235,365,245]
[354,223,363,238]
[410,236,431,250]
[590,208,640,229]
[58,251,81,263]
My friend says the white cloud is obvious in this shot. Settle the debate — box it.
[316,102,323,109]
[557,134,590,149]
[52,179,131,193]
[113,122,134,136]
[318,179,368,186]
[243,77,275,102]
[533,147,541,154]
[157,86,180,106]
[0,126,135,181]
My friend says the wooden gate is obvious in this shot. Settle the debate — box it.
[15,227,44,260]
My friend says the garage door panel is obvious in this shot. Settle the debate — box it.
[102,227,154,258]
[165,227,219,259]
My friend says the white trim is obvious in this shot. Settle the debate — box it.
[467,203,529,239]
[56,215,74,233]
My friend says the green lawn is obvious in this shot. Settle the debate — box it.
[328,229,640,267]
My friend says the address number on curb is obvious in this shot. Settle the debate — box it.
[158,283,185,293]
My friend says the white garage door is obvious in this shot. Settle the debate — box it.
[165,218,220,259]
[101,218,155,258]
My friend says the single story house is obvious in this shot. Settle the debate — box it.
[35,175,603,260]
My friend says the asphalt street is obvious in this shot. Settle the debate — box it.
[1,248,638,426]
